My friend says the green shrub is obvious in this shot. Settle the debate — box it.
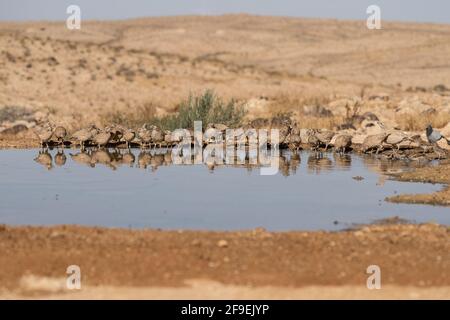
[106,90,247,131]
[157,90,246,130]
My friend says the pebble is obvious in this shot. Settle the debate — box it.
[217,239,228,248]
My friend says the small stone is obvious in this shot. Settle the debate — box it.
[217,239,228,248]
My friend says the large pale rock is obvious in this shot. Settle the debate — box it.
[396,97,432,115]
[440,122,450,137]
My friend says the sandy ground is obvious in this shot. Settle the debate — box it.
[0,223,448,299]
[387,162,450,206]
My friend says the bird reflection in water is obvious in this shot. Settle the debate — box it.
[306,152,334,174]
[33,148,419,177]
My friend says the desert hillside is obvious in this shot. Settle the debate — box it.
[1,15,450,129]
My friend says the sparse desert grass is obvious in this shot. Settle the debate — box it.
[297,115,344,130]
[103,90,247,130]
[104,102,158,128]
[395,112,450,131]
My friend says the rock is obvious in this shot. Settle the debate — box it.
[436,138,450,151]
[396,97,433,115]
[368,93,389,101]
[433,84,449,92]
[217,239,228,248]
[440,122,450,137]
[0,124,28,134]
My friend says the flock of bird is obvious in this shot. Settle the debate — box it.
[33,121,450,158]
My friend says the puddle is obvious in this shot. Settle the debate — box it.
[0,148,448,231]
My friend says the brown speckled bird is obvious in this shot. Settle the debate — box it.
[53,126,67,147]
[137,126,152,149]
[333,135,353,154]
[33,122,54,148]
[122,129,136,149]
[362,133,389,154]
[93,128,113,149]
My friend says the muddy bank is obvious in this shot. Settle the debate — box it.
[387,163,450,206]
[0,223,448,297]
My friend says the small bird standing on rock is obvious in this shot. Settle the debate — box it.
[71,124,98,150]
[53,126,67,147]
[426,125,450,145]
[33,122,54,148]
[333,135,352,154]
[137,126,152,149]
[361,133,389,154]
[93,127,113,149]
[316,130,335,150]
[306,129,321,151]
[426,124,449,159]
[122,129,136,149]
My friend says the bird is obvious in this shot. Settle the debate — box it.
[150,126,164,148]
[164,130,173,149]
[316,130,335,150]
[53,126,67,147]
[71,124,98,150]
[137,126,152,149]
[92,128,113,149]
[306,129,321,151]
[122,129,136,149]
[385,131,413,157]
[361,133,389,154]
[425,125,449,159]
[333,135,352,154]
[33,122,54,148]
[287,124,302,152]
[426,125,450,145]
[108,124,124,143]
